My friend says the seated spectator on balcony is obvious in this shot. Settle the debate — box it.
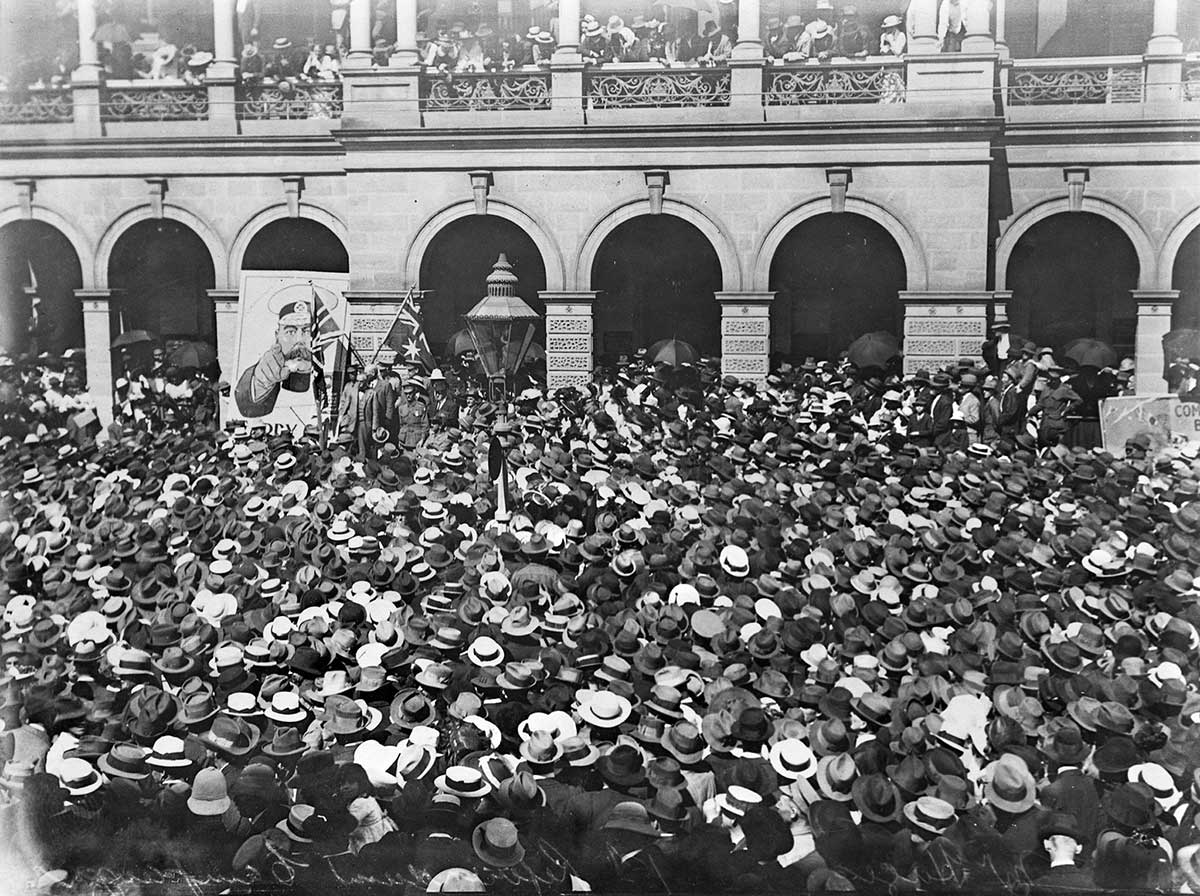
[937,0,967,52]
[797,1,837,60]
[697,20,732,65]
[330,0,350,53]
[519,27,555,65]
[372,38,393,66]
[619,17,656,62]
[836,5,870,57]
[264,37,304,81]
[427,33,459,71]
[183,50,213,85]
[879,14,906,55]
[319,44,341,79]
[148,38,180,80]
[607,16,636,53]
[108,41,136,80]
[764,17,790,58]
[456,29,486,72]
[240,41,264,81]
[495,34,522,69]
[648,23,669,62]
[581,19,612,63]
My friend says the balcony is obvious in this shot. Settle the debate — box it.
[1008,57,1145,106]
[0,88,74,125]
[100,81,210,122]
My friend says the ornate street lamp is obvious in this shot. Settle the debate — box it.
[464,253,539,406]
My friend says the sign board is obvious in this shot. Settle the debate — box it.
[1100,395,1200,453]
[229,271,351,431]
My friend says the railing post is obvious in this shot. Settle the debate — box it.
[1145,0,1183,103]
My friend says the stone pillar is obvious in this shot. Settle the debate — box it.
[728,0,765,116]
[906,0,940,54]
[555,0,581,55]
[900,292,991,374]
[994,0,1008,56]
[1133,290,1177,395]
[207,0,239,126]
[344,291,413,361]
[74,0,102,81]
[1146,0,1183,102]
[540,291,596,389]
[991,290,1012,329]
[345,0,374,68]
[961,0,995,53]
[78,290,114,427]
[716,292,773,386]
[550,0,585,124]
[208,290,240,385]
[391,0,420,66]
[732,0,762,57]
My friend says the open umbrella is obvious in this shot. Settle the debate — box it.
[1062,337,1117,370]
[648,338,699,367]
[166,341,217,369]
[93,21,132,44]
[111,330,157,350]
[472,341,545,376]
[445,328,476,357]
[1163,329,1200,363]
[846,331,901,370]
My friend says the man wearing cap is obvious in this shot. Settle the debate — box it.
[234,300,312,418]
[396,377,429,450]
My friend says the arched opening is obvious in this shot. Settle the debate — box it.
[419,216,547,359]
[1006,212,1139,357]
[1171,225,1200,331]
[0,220,84,356]
[242,218,349,273]
[768,213,906,363]
[591,215,722,363]
[108,219,217,377]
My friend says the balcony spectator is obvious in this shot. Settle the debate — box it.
[183,50,214,85]
[496,34,522,69]
[372,38,393,66]
[264,37,306,81]
[148,38,180,80]
[697,20,732,66]
[456,28,486,72]
[108,41,136,80]
[519,27,556,65]
[238,0,263,48]
[879,14,906,55]
[373,0,396,44]
[319,44,341,79]
[581,19,611,63]
[797,3,836,61]
[240,41,264,82]
[764,18,789,59]
[427,33,458,70]
[330,0,351,53]
[620,17,656,62]
[836,5,870,57]
[607,16,636,53]
[937,0,968,52]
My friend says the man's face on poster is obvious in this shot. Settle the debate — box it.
[276,320,312,359]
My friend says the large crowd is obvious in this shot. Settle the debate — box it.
[2,333,1200,895]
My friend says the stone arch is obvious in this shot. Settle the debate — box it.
[1158,206,1200,291]
[404,199,565,292]
[95,204,229,290]
[228,204,349,283]
[0,204,97,290]
[576,197,743,292]
[995,195,1157,291]
[752,196,929,293]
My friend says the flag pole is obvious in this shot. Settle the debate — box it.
[371,285,416,364]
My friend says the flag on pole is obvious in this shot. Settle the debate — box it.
[381,291,435,370]
[310,286,345,407]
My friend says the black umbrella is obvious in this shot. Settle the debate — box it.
[846,331,901,370]
[1163,329,1200,363]
[1063,338,1117,370]
[445,328,476,357]
[166,341,217,369]
[111,330,157,350]
[648,338,699,367]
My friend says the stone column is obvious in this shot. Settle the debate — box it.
[716,292,773,386]
[555,0,581,55]
[208,290,240,385]
[207,0,239,126]
[1146,0,1183,102]
[906,0,940,54]
[900,292,991,374]
[732,0,762,57]
[345,0,374,68]
[961,0,995,53]
[391,0,420,66]
[74,0,102,81]
[1133,290,1177,395]
[77,290,114,427]
[994,0,1008,56]
[991,290,1012,329]
[540,292,596,389]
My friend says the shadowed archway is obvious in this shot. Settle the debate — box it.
[0,220,84,356]
[242,218,350,273]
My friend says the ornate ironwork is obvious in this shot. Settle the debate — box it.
[1008,63,1144,105]
[1185,60,1200,102]
[101,85,209,121]
[587,68,731,109]
[420,72,551,112]
[240,81,343,120]
[765,63,905,105]
[0,88,73,124]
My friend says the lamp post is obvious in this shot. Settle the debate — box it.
[464,253,540,520]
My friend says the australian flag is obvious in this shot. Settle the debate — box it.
[310,287,345,405]
[382,291,435,371]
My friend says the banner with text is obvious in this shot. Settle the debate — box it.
[1100,395,1200,453]
[229,271,351,431]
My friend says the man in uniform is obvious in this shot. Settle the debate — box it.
[396,376,429,450]
[234,300,312,418]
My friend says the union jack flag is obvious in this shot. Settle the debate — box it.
[382,290,435,370]
[310,287,345,405]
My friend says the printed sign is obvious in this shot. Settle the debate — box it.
[229,271,351,430]
[1100,395,1200,453]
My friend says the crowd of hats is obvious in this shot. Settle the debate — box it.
[2,357,1200,895]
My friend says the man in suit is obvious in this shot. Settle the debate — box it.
[1031,813,1093,894]
[928,372,956,449]
[335,368,367,455]
[366,354,399,454]
[426,368,458,430]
